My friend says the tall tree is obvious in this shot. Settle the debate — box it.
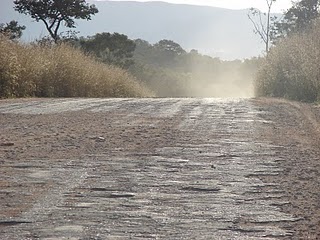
[80,32,136,68]
[14,0,98,43]
[271,0,320,41]
[151,39,186,67]
[155,40,186,55]
[248,0,276,53]
[0,20,26,40]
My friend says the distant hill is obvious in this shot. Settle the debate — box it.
[0,0,280,59]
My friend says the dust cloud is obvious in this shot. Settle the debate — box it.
[186,76,254,98]
[179,59,258,98]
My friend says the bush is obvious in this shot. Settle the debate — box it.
[255,19,320,102]
[0,36,153,98]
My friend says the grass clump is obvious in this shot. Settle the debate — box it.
[0,36,153,98]
[255,20,320,102]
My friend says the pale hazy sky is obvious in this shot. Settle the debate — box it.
[102,0,293,12]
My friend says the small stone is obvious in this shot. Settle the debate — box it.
[96,137,105,142]
[0,142,14,147]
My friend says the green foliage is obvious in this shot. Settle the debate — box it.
[14,0,98,42]
[63,35,259,98]
[0,20,26,40]
[131,39,260,97]
[272,0,320,42]
[155,39,186,55]
[133,39,186,69]
[79,32,136,69]
[255,19,320,102]
[0,36,152,98]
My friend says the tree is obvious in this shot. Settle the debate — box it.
[0,20,26,40]
[155,39,186,55]
[14,0,98,43]
[149,40,186,67]
[80,32,136,68]
[248,0,276,53]
[271,0,320,41]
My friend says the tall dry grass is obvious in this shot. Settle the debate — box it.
[0,36,153,98]
[255,19,320,102]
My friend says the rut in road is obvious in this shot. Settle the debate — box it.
[0,98,299,239]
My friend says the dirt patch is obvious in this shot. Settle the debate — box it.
[252,98,320,239]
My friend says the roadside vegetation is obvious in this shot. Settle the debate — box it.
[1,0,259,99]
[0,32,259,98]
[130,39,261,97]
[254,0,320,103]
[2,0,320,101]
[0,36,152,98]
[255,20,320,102]
[73,35,260,98]
[0,0,152,98]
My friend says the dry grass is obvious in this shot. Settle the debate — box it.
[0,36,153,98]
[255,19,320,102]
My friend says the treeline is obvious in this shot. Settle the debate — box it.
[131,39,260,97]
[71,35,261,97]
[255,0,320,102]
[0,26,261,98]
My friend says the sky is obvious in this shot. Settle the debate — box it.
[101,0,293,13]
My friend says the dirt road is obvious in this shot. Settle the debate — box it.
[0,98,319,239]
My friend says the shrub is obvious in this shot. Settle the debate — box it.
[0,36,153,98]
[255,19,320,102]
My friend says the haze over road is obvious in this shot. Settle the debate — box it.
[0,98,318,239]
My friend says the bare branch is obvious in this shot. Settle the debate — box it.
[247,0,276,53]
[248,12,267,44]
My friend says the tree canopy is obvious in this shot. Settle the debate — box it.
[272,0,320,41]
[0,20,26,40]
[131,38,259,97]
[79,32,136,68]
[155,40,186,55]
[14,0,98,43]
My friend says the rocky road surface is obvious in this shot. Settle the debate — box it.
[0,98,319,239]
